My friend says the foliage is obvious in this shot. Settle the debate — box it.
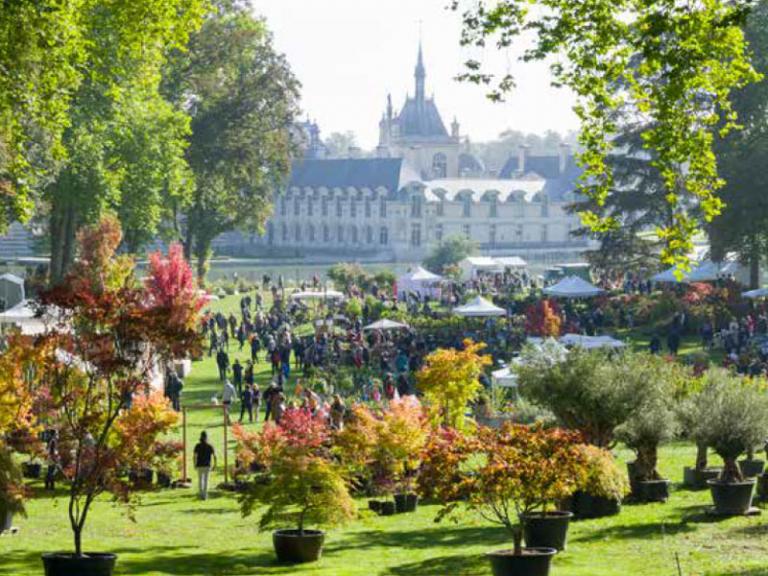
[431,423,587,554]
[615,376,680,480]
[164,2,300,279]
[524,299,562,337]
[454,0,760,271]
[328,263,369,292]
[689,369,768,483]
[576,445,630,501]
[113,393,180,473]
[516,347,667,447]
[417,426,474,501]
[344,297,363,319]
[423,235,477,275]
[234,408,355,533]
[33,217,201,555]
[0,446,27,517]
[416,339,492,429]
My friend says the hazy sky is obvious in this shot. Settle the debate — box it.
[253,0,579,149]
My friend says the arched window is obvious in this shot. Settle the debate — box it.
[462,195,472,218]
[433,153,447,178]
[379,226,389,245]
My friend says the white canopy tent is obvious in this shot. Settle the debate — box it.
[492,366,518,388]
[653,259,742,284]
[744,288,768,299]
[459,256,527,280]
[494,256,528,269]
[543,276,604,298]
[289,290,345,302]
[363,319,410,331]
[559,334,626,349]
[397,267,442,300]
[453,296,506,317]
[0,273,25,310]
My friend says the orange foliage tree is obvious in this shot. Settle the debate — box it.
[525,299,562,337]
[416,339,492,429]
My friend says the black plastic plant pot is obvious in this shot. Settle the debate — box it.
[368,499,382,512]
[636,479,671,503]
[42,552,117,576]
[487,547,557,576]
[683,467,722,490]
[708,479,756,515]
[757,474,768,502]
[379,501,396,516]
[1,510,12,533]
[566,491,621,519]
[738,459,766,479]
[272,529,325,563]
[522,511,573,551]
[156,472,172,488]
[393,493,418,513]
[22,461,42,479]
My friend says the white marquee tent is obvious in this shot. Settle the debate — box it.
[453,296,506,317]
[653,259,742,284]
[559,334,626,349]
[363,319,410,331]
[289,290,345,301]
[543,276,604,298]
[396,267,442,300]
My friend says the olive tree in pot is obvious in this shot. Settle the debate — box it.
[691,369,768,516]
[677,379,722,490]
[564,445,629,519]
[617,371,679,503]
[33,220,202,576]
[515,346,656,449]
[234,409,356,563]
[429,423,587,576]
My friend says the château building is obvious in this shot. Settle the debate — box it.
[212,44,590,263]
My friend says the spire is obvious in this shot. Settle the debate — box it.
[415,41,425,104]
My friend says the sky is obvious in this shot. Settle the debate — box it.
[253,0,579,149]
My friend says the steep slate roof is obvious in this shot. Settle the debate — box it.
[499,154,577,179]
[395,97,450,139]
[288,158,419,192]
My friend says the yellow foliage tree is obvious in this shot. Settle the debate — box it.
[416,339,491,429]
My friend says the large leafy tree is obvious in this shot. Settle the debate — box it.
[163,2,301,280]
[45,0,206,283]
[709,1,768,287]
[454,0,760,271]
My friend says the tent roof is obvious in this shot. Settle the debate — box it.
[401,266,442,282]
[743,288,768,299]
[543,276,603,298]
[453,296,506,317]
[363,319,410,331]
[559,334,625,349]
[494,256,527,268]
[653,259,741,284]
[289,290,345,301]
[461,256,500,269]
[0,273,24,285]
[0,299,36,321]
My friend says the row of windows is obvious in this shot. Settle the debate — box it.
[433,223,557,244]
[281,195,555,220]
[281,197,388,218]
[272,223,389,246]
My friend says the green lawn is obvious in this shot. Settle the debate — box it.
[2,294,767,575]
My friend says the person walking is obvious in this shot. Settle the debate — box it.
[232,359,243,395]
[216,347,230,382]
[222,379,237,425]
[239,384,255,423]
[44,430,59,491]
[193,431,216,500]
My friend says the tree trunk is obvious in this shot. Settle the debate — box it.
[750,245,760,290]
[194,235,212,284]
[636,445,660,481]
[513,525,523,555]
[722,457,743,483]
[695,442,708,471]
[49,193,79,286]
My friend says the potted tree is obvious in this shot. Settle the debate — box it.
[617,376,678,503]
[515,346,657,448]
[429,423,587,576]
[565,445,629,518]
[0,446,26,533]
[678,386,722,490]
[32,219,202,576]
[234,408,356,563]
[692,369,768,515]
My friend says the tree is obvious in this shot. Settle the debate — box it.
[34,216,201,556]
[416,339,492,429]
[423,235,477,276]
[324,131,360,158]
[709,2,768,287]
[163,2,301,279]
[454,0,760,271]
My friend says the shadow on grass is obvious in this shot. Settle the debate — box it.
[324,524,509,554]
[382,553,489,576]
[706,568,768,576]
[116,548,284,575]
[570,520,696,544]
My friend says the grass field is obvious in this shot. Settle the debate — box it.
[2,294,768,576]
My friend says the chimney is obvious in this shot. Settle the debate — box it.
[559,143,571,174]
[451,117,460,139]
[518,144,529,175]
